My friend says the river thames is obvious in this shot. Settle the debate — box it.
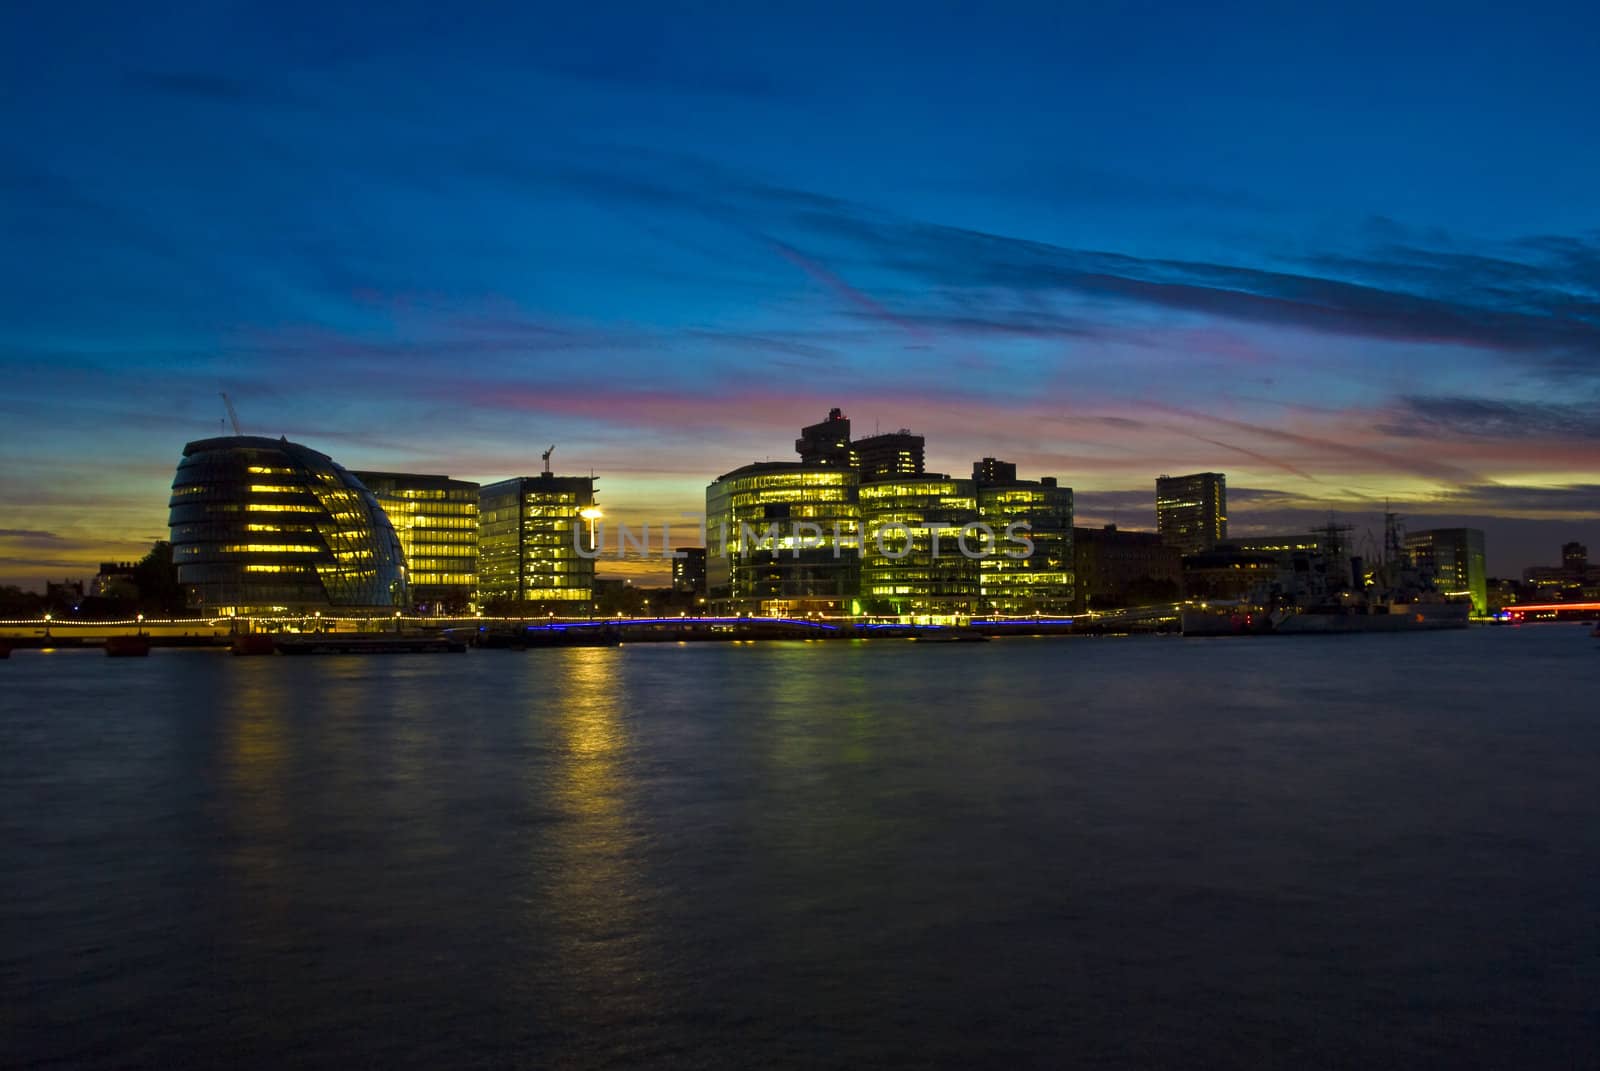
[3,626,1596,1068]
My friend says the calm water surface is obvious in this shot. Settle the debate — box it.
[3,627,1596,1068]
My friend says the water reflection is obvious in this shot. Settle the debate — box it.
[534,649,661,1032]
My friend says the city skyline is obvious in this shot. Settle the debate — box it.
[4,4,1599,586]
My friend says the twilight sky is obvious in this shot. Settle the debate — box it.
[3,1,1598,586]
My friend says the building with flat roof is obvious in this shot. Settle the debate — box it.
[1072,526,1182,612]
[974,461,1074,614]
[1521,541,1599,600]
[795,407,855,468]
[972,457,1018,486]
[477,473,597,611]
[858,475,981,616]
[1405,527,1487,615]
[705,461,859,615]
[354,471,479,613]
[672,547,707,596]
[168,436,407,613]
[854,430,925,481]
[1156,472,1227,554]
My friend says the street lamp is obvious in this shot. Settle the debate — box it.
[43,611,51,639]
[136,612,144,637]
[579,507,603,551]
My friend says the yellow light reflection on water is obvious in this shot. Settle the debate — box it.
[538,649,660,1015]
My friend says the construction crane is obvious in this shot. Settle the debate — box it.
[541,444,555,475]
[219,392,243,436]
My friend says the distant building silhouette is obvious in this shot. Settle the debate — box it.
[1522,541,1600,601]
[672,547,707,596]
[1072,526,1181,612]
[1156,472,1227,554]
[971,457,1018,486]
[1562,541,1588,574]
[854,430,925,480]
[795,407,855,467]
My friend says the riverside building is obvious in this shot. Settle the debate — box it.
[1156,472,1227,554]
[857,475,981,616]
[477,474,597,612]
[167,436,408,613]
[353,471,479,613]
[704,462,860,616]
[973,460,1075,614]
[1405,527,1487,615]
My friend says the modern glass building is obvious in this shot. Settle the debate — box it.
[1156,472,1228,554]
[1405,527,1488,615]
[168,436,408,613]
[854,430,925,481]
[353,471,479,613]
[975,467,1075,614]
[858,476,981,615]
[477,474,596,611]
[705,462,859,615]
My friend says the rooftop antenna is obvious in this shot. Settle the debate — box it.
[219,392,243,436]
[541,444,555,475]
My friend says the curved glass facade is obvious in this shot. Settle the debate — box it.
[168,436,408,612]
[705,462,859,615]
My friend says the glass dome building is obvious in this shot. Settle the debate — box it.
[168,436,408,613]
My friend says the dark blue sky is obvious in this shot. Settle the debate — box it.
[2,2,1597,582]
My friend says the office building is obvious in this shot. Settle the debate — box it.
[795,407,855,467]
[1522,541,1600,599]
[1156,472,1228,554]
[354,471,479,613]
[477,474,597,611]
[854,430,925,481]
[858,475,981,615]
[973,461,1074,614]
[168,435,407,612]
[672,547,707,595]
[1405,527,1487,615]
[972,457,1018,486]
[91,561,139,600]
[705,461,859,615]
[1072,526,1182,612]
[1180,549,1281,601]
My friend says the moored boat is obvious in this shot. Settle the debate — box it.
[104,635,152,657]
[230,633,278,656]
[275,634,467,655]
[1269,600,1470,634]
[911,627,990,643]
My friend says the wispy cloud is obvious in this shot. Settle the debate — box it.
[1383,396,1600,440]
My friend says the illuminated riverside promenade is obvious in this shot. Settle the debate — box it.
[0,611,1114,649]
[8,602,1586,651]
